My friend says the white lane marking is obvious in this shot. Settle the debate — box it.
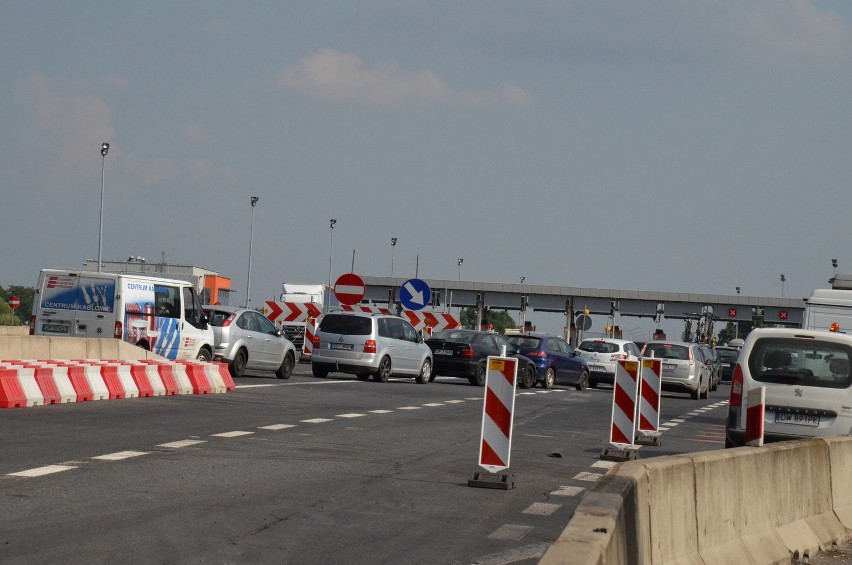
[369,410,393,414]
[670,418,686,423]
[336,413,365,419]
[445,400,465,404]
[473,542,551,565]
[235,384,279,389]
[398,406,421,410]
[665,422,680,427]
[422,403,444,407]
[158,440,207,448]
[573,472,603,482]
[92,451,149,461]
[592,460,616,470]
[522,502,561,516]
[487,524,533,541]
[301,418,333,424]
[211,431,254,438]
[518,392,537,396]
[465,397,482,401]
[550,485,585,496]
[7,465,77,477]
[259,424,296,430]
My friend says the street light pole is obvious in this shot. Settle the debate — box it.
[390,237,397,276]
[458,258,463,281]
[327,219,336,311]
[780,274,786,298]
[245,197,259,308]
[97,142,110,272]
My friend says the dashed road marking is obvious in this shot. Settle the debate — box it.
[522,502,561,516]
[592,460,616,470]
[336,413,365,419]
[573,471,604,482]
[212,431,255,438]
[7,465,77,477]
[473,542,551,565]
[488,524,533,541]
[301,418,333,424]
[398,406,421,410]
[258,424,296,430]
[158,439,207,448]
[550,485,585,496]
[92,451,149,461]
[369,409,393,414]
[422,403,444,407]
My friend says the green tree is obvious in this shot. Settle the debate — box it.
[0,285,35,326]
[459,308,517,334]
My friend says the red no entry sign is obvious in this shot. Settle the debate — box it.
[8,296,20,310]
[334,273,365,305]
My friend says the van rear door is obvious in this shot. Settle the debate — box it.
[73,274,115,338]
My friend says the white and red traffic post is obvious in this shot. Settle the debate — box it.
[636,358,663,446]
[469,355,518,490]
[745,386,765,447]
[601,359,641,461]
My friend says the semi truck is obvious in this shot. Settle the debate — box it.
[262,283,339,348]
[31,269,215,361]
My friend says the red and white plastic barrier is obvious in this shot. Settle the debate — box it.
[746,386,765,447]
[637,358,662,438]
[402,310,461,333]
[302,316,317,360]
[341,305,393,315]
[477,356,518,473]
[609,360,641,449]
[0,359,233,409]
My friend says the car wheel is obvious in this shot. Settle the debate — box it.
[468,363,487,386]
[518,366,535,389]
[700,379,709,399]
[275,351,295,379]
[415,359,432,384]
[312,365,329,379]
[229,349,247,379]
[196,348,212,362]
[541,368,555,390]
[374,356,391,383]
[691,381,700,400]
[576,370,589,391]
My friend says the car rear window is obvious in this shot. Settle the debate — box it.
[717,349,739,363]
[205,310,231,327]
[505,336,541,349]
[748,338,852,389]
[318,314,372,336]
[579,340,618,354]
[430,330,474,343]
[645,344,690,360]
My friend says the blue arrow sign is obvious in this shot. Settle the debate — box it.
[399,278,431,311]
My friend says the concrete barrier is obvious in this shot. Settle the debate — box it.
[0,326,30,336]
[541,439,851,564]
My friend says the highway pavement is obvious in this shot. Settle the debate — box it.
[0,364,731,564]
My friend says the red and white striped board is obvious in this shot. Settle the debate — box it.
[607,359,641,452]
[302,316,317,360]
[636,358,662,445]
[402,310,461,333]
[477,356,518,473]
[263,301,322,326]
[341,304,393,315]
[746,386,765,447]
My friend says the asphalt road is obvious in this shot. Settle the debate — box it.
[0,365,731,564]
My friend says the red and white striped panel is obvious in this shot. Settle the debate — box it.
[609,360,640,449]
[263,301,323,325]
[302,316,317,359]
[341,304,393,315]
[637,358,662,435]
[477,356,518,473]
[746,386,765,447]
[402,310,461,333]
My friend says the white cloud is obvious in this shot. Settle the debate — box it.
[279,48,530,107]
[187,157,235,184]
[183,122,212,143]
[139,158,179,186]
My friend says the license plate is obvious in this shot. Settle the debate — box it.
[329,343,353,351]
[775,412,820,427]
[662,363,676,370]
[434,349,453,356]
[42,323,70,333]
[590,365,606,372]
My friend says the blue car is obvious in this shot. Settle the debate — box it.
[505,332,590,390]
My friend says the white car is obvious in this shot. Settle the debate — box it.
[725,327,852,447]
[575,338,641,388]
[203,306,297,379]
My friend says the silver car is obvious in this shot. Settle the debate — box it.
[203,305,297,379]
[311,312,433,383]
[575,338,641,388]
[641,340,710,399]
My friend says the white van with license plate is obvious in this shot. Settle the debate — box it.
[725,328,852,447]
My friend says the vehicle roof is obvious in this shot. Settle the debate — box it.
[323,310,400,318]
[579,337,637,345]
[203,305,244,313]
[509,332,563,339]
[642,340,699,348]
[40,269,195,287]
[744,327,852,344]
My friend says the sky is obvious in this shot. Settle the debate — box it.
[2,1,852,339]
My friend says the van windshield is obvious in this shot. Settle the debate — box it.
[319,315,371,336]
[749,338,852,389]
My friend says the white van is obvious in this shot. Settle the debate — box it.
[803,289,852,333]
[31,269,214,361]
[725,327,852,447]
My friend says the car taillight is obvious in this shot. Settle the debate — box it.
[526,351,546,357]
[611,353,627,361]
[729,363,744,408]
[364,340,376,354]
[222,314,236,327]
[29,316,35,335]
[114,321,123,339]
[461,346,474,358]
[688,348,694,366]
[312,335,320,348]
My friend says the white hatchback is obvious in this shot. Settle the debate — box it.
[575,338,641,388]
[725,328,852,447]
